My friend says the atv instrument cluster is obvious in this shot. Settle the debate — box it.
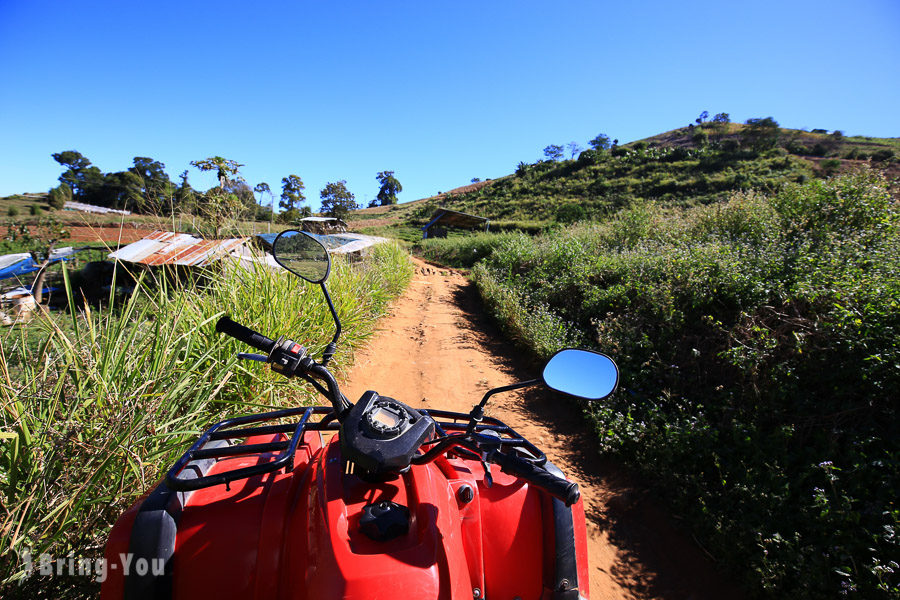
[340,391,436,477]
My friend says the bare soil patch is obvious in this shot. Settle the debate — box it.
[60,224,154,244]
[339,257,744,599]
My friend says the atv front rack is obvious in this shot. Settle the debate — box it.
[165,406,546,491]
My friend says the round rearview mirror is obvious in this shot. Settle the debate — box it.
[272,230,331,284]
[542,348,619,401]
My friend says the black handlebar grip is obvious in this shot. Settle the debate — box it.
[216,316,276,354]
[497,453,581,507]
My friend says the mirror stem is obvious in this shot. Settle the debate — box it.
[466,379,540,433]
[320,282,342,366]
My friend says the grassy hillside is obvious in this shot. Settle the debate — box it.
[346,123,899,239]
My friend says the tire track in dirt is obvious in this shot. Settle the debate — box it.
[339,257,743,600]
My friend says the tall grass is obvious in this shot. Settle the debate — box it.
[0,241,413,591]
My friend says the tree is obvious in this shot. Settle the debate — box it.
[189,156,247,237]
[708,113,731,145]
[190,156,244,188]
[320,180,358,219]
[223,179,256,215]
[567,142,583,159]
[98,171,143,211]
[280,175,306,212]
[589,134,611,151]
[52,150,91,172]
[695,110,709,125]
[742,117,780,152]
[254,182,273,225]
[543,144,564,161]
[375,171,402,206]
[175,170,196,213]
[129,157,174,209]
[254,182,271,205]
[47,183,72,210]
[52,150,104,201]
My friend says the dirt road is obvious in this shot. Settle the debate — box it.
[339,257,743,600]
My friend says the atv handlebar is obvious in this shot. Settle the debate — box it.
[414,435,580,506]
[213,315,578,505]
[216,316,276,354]
[495,452,580,507]
[215,315,351,419]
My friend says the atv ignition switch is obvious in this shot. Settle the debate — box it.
[269,338,307,376]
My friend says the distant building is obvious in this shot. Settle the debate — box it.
[421,209,490,239]
[297,217,348,234]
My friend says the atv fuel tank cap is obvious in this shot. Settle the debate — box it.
[360,500,410,541]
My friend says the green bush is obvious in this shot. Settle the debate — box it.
[47,184,71,210]
[416,231,522,268]
[471,169,900,598]
[820,158,841,175]
[872,148,896,162]
[6,206,19,217]
[692,128,709,146]
[556,203,587,224]
[29,204,43,217]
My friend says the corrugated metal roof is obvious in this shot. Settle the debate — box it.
[0,248,79,280]
[300,217,346,223]
[64,201,131,216]
[422,209,489,230]
[255,232,387,255]
[108,231,250,266]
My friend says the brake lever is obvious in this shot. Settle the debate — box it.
[474,434,504,489]
[480,451,494,488]
[237,353,268,362]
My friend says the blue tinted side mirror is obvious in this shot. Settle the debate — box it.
[272,230,331,284]
[542,349,619,401]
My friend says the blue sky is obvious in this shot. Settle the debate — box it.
[1,0,898,211]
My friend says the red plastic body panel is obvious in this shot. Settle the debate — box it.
[102,431,590,600]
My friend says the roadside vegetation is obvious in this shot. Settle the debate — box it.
[0,241,413,594]
[4,113,898,598]
[433,169,899,598]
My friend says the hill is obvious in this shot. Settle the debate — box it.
[347,122,899,239]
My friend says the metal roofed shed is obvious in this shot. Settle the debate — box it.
[255,232,387,256]
[421,209,489,239]
[108,231,249,266]
[0,247,80,281]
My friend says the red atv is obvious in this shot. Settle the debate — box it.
[102,230,618,600]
